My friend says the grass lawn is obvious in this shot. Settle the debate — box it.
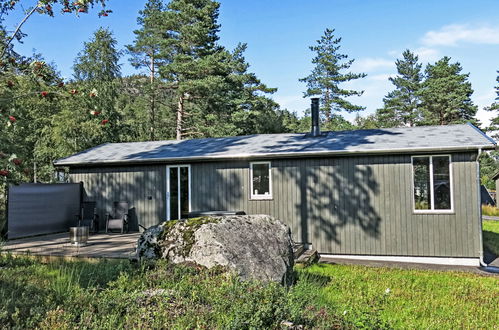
[483,220,499,256]
[303,264,498,329]
[0,254,497,329]
[0,221,497,329]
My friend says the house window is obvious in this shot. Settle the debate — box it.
[250,161,272,199]
[412,155,452,212]
[54,170,68,183]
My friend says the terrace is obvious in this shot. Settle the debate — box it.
[2,232,141,259]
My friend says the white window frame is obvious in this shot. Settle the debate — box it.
[249,161,273,200]
[54,170,67,183]
[166,164,191,220]
[411,155,454,214]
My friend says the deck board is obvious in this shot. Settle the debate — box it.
[2,232,140,259]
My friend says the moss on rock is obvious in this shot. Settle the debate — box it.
[152,217,221,258]
[181,217,221,255]
[136,215,294,284]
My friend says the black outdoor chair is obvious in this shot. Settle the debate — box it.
[76,201,99,233]
[106,201,129,234]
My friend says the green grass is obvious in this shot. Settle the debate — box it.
[1,219,499,329]
[482,204,499,217]
[483,220,499,256]
[0,254,498,329]
[0,255,350,329]
[301,264,499,329]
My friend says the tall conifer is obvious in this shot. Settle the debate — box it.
[300,28,366,128]
[127,0,167,140]
[485,71,499,133]
[377,50,423,127]
[420,57,477,125]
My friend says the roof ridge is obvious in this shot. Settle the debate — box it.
[102,124,473,146]
[53,124,496,167]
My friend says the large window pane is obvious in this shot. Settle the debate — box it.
[413,157,431,210]
[412,155,452,211]
[169,167,179,220]
[433,156,451,210]
[252,163,271,197]
[180,167,190,218]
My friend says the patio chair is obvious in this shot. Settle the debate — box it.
[106,201,129,234]
[75,201,99,234]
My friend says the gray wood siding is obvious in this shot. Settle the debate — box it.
[69,152,480,258]
[69,166,165,230]
[190,153,480,258]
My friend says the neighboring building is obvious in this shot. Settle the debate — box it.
[480,185,495,206]
[54,100,496,266]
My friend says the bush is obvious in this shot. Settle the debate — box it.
[0,257,356,329]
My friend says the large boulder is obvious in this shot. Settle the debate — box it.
[136,215,294,284]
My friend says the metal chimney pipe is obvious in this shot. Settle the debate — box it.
[311,98,320,137]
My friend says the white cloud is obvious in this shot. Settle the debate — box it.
[413,47,440,63]
[279,22,499,123]
[422,24,499,47]
[387,47,440,64]
[475,89,497,108]
[353,58,394,72]
[387,49,401,58]
[476,108,495,127]
[474,89,497,127]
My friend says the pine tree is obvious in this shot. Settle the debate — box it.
[159,0,227,140]
[209,43,280,136]
[420,57,477,125]
[159,0,282,140]
[485,71,499,133]
[354,113,382,129]
[377,50,423,127]
[127,0,168,140]
[299,28,366,127]
[117,74,177,141]
[479,152,499,189]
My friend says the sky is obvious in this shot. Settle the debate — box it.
[4,0,499,125]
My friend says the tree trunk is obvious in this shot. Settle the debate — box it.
[149,54,156,140]
[324,89,331,122]
[176,94,184,141]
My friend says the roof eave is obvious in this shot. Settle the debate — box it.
[53,144,496,168]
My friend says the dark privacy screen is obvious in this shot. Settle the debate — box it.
[7,183,81,239]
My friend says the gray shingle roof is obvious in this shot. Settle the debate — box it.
[54,123,496,166]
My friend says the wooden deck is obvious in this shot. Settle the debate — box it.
[1,232,141,259]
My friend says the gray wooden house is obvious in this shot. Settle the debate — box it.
[54,100,496,266]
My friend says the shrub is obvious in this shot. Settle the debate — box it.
[0,257,356,329]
